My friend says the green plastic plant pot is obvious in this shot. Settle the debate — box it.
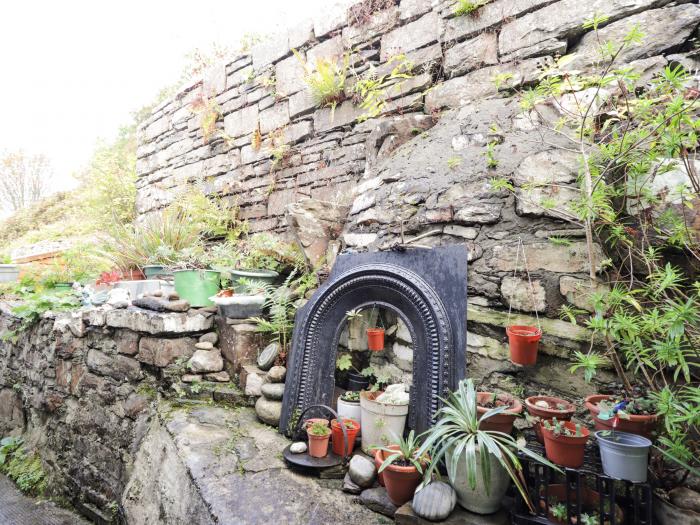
[173,270,221,307]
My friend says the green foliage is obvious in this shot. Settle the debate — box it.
[485,141,499,168]
[294,49,348,116]
[308,421,331,436]
[447,156,462,170]
[249,272,299,352]
[551,503,567,520]
[417,379,558,511]
[0,438,46,496]
[168,185,247,241]
[453,0,490,17]
[373,430,425,473]
[9,289,80,335]
[353,55,414,122]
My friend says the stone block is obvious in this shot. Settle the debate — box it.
[501,276,547,313]
[240,364,269,396]
[288,19,314,50]
[252,34,290,69]
[313,0,353,39]
[116,330,140,356]
[443,225,478,239]
[400,0,433,20]
[441,0,553,43]
[444,32,498,77]
[499,0,673,59]
[289,89,316,119]
[137,337,196,367]
[223,104,259,139]
[105,308,214,335]
[314,100,365,132]
[559,276,610,312]
[286,198,350,267]
[86,349,142,382]
[276,54,306,97]
[259,101,290,135]
[467,331,510,360]
[492,241,604,274]
[217,318,266,373]
[380,11,439,61]
[343,6,400,48]
[203,63,227,96]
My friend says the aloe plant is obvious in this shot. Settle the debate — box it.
[373,430,425,473]
[417,379,560,512]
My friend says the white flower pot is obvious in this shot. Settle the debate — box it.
[0,264,20,283]
[359,391,408,454]
[447,446,511,514]
[337,396,362,421]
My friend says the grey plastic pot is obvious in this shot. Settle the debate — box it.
[595,430,651,482]
[211,294,265,319]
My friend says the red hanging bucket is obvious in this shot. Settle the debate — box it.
[366,328,385,351]
[507,325,541,365]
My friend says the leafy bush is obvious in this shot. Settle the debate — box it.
[294,49,349,116]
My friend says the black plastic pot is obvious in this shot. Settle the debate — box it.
[347,372,370,391]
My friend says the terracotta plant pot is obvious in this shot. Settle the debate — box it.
[367,328,385,351]
[331,418,360,456]
[476,392,523,433]
[542,484,624,524]
[304,418,329,430]
[584,394,658,438]
[525,396,576,443]
[120,268,146,281]
[379,446,423,506]
[541,420,590,468]
[374,449,385,486]
[507,325,542,365]
[307,428,331,458]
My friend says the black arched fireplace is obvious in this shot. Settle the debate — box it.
[280,245,468,435]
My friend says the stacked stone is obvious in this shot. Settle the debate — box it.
[255,365,286,426]
[132,290,189,312]
[183,332,230,383]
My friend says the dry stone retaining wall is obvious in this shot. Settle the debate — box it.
[136,2,700,396]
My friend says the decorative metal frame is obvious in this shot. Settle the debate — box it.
[280,246,468,435]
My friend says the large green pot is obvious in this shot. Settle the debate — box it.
[143,265,173,280]
[173,270,221,307]
[230,269,278,292]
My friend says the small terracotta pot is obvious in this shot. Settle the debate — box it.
[307,429,331,458]
[507,325,541,365]
[367,328,385,351]
[476,392,523,433]
[121,268,146,281]
[525,396,576,443]
[541,420,590,468]
[584,394,658,438]
[379,446,423,506]
[542,484,624,524]
[304,418,329,430]
[374,449,385,486]
[331,418,360,456]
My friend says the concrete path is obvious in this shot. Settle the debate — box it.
[0,475,88,525]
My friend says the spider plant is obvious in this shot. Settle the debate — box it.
[417,378,560,512]
[373,430,426,473]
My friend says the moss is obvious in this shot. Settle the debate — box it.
[2,447,47,496]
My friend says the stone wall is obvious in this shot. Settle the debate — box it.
[135,1,700,397]
[0,305,253,523]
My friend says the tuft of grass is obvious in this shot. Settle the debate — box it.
[453,0,490,16]
[294,49,349,116]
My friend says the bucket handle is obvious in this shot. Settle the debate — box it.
[294,404,352,462]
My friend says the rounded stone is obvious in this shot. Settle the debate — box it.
[261,382,285,401]
[199,332,219,345]
[188,349,224,373]
[290,442,307,454]
[348,454,376,488]
[255,397,282,426]
[195,341,214,350]
[257,342,280,371]
[267,366,286,383]
[412,481,457,521]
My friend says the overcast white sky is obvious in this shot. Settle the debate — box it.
[0,0,331,194]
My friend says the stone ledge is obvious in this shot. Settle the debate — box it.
[105,307,214,335]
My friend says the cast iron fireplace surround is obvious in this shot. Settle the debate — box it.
[280,245,468,435]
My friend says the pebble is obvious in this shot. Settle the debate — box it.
[195,341,214,350]
[199,332,219,345]
[261,382,285,400]
[267,365,286,383]
[290,442,307,454]
[360,487,397,517]
[349,455,376,488]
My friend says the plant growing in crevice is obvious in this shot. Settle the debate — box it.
[189,92,221,144]
[347,0,396,26]
[353,54,414,122]
[265,128,293,171]
[0,437,46,495]
[294,49,349,118]
[453,0,490,17]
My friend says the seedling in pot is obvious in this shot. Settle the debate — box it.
[543,418,584,438]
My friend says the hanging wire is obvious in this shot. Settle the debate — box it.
[506,238,542,333]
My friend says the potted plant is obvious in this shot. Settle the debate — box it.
[337,390,361,421]
[346,308,385,351]
[0,254,20,283]
[360,385,409,455]
[336,353,372,391]
[525,395,576,443]
[507,325,542,365]
[541,419,590,468]
[585,393,658,438]
[330,417,360,456]
[596,430,651,482]
[210,279,266,319]
[543,484,624,525]
[306,421,331,458]
[418,379,558,515]
[170,248,220,307]
[373,431,427,506]
[476,391,523,433]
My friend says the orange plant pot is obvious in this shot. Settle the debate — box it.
[525,395,576,443]
[379,446,423,506]
[541,420,590,468]
[476,392,523,433]
[374,449,385,486]
[307,430,330,458]
[507,325,542,365]
[331,418,360,456]
[584,394,658,438]
[367,328,385,351]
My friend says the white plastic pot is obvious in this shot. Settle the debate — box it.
[337,396,362,422]
[447,445,511,514]
[0,264,20,283]
[359,391,408,454]
[210,294,265,319]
